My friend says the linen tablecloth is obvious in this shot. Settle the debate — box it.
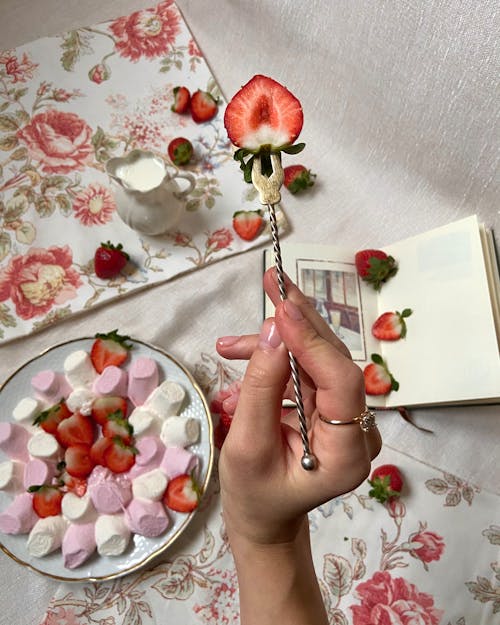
[0,1,499,624]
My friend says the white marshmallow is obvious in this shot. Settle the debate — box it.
[66,387,95,416]
[129,407,161,437]
[27,431,61,460]
[61,492,96,523]
[27,515,68,557]
[95,514,131,556]
[0,460,23,492]
[160,417,200,448]
[13,397,42,427]
[132,469,168,501]
[64,350,97,388]
[145,381,186,418]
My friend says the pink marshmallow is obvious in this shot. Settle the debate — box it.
[93,366,128,397]
[128,357,159,406]
[23,458,57,489]
[0,422,31,462]
[0,492,38,534]
[160,446,199,480]
[125,499,169,537]
[87,466,132,514]
[31,370,72,404]
[127,436,165,478]
[62,522,96,569]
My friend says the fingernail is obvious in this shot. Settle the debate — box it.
[284,299,304,320]
[217,336,240,347]
[259,319,282,348]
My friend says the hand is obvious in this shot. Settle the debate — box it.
[216,268,381,546]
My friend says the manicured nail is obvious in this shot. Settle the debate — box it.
[284,299,304,320]
[217,336,240,347]
[259,319,282,348]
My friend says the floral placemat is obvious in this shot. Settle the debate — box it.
[34,350,499,625]
[0,1,283,345]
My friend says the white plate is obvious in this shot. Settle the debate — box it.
[0,337,214,582]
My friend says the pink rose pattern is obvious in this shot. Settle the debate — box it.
[72,184,116,226]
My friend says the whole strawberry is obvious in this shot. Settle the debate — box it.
[368,464,403,503]
[363,353,399,396]
[191,89,218,123]
[168,137,193,166]
[171,86,190,114]
[94,242,129,279]
[232,209,264,241]
[372,309,413,340]
[355,249,398,291]
[283,165,316,194]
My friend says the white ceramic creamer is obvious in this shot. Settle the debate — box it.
[105,150,195,236]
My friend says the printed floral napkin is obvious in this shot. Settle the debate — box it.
[36,434,499,625]
[0,1,284,345]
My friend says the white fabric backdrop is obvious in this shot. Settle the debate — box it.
[0,2,498,624]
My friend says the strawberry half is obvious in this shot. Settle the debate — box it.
[368,464,403,503]
[168,137,193,166]
[90,330,132,373]
[103,437,137,473]
[56,413,95,448]
[64,444,95,478]
[91,396,128,427]
[102,411,133,444]
[283,165,316,194]
[90,436,114,466]
[191,89,218,123]
[372,309,413,340]
[224,75,303,152]
[94,242,129,279]
[171,85,190,114]
[33,400,72,434]
[60,472,88,497]
[232,210,264,241]
[363,354,399,396]
[355,249,398,291]
[163,474,200,513]
[29,485,63,518]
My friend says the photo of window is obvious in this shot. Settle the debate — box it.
[296,259,366,360]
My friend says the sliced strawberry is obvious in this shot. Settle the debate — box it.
[191,89,218,123]
[163,474,200,513]
[168,137,193,166]
[60,472,88,497]
[283,165,316,194]
[94,242,129,279]
[64,444,95,478]
[171,85,190,114]
[91,396,128,427]
[56,413,95,448]
[354,249,398,292]
[368,464,403,503]
[90,436,114,466]
[363,354,399,396]
[103,437,137,473]
[232,210,264,241]
[372,309,413,340]
[102,411,133,444]
[90,330,132,373]
[29,485,63,518]
[224,75,303,151]
[33,400,72,434]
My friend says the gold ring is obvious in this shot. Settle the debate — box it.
[319,408,377,432]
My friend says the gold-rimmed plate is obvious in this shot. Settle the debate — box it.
[0,337,214,582]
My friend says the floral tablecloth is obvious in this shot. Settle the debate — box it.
[36,410,499,625]
[0,1,284,345]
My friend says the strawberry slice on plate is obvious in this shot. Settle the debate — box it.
[90,330,132,373]
[91,396,128,427]
[29,485,63,518]
[363,354,399,396]
[224,75,303,151]
[64,444,95,478]
[56,413,95,448]
[103,437,137,473]
[102,412,134,444]
[232,210,264,241]
[33,400,72,434]
[372,309,413,340]
[163,474,200,512]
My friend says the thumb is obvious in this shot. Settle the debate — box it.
[231,318,290,447]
